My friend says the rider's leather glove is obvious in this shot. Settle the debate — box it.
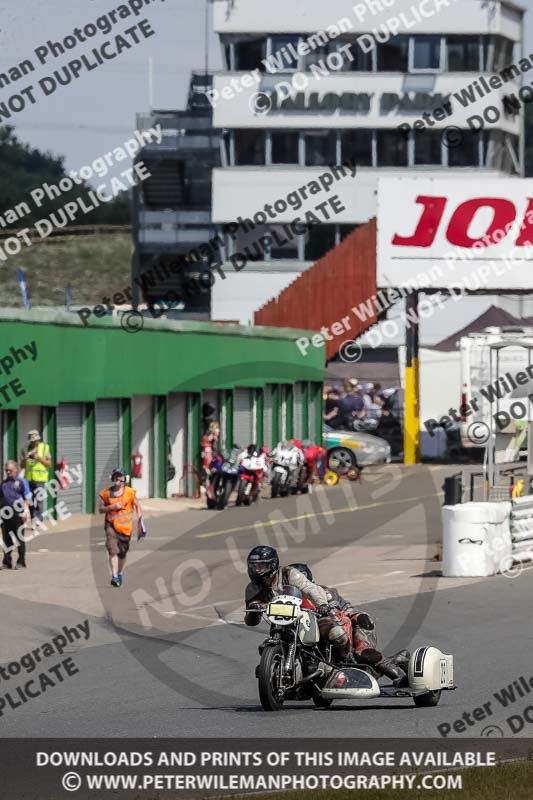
[317,604,332,617]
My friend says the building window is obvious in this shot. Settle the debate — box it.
[338,224,358,242]
[141,161,186,207]
[483,131,505,170]
[223,44,233,70]
[303,40,335,70]
[412,36,442,71]
[484,35,515,73]
[271,131,300,164]
[377,130,408,166]
[377,36,408,71]
[234,130,265,165]
[340,130,373,166]
[447,131,479,167]
[234,37,267,71]
[338,37,373,71]
[483,131,519,175]
[414,131,442,165]
[269,35,300,71]
[230,226,269,261]
[501,134,519,175]
[446,36,480,71]
[269,225,299,259]
[304,225,337,261]
[304,131,337,166]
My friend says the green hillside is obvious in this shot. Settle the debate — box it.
[0,233,132,307]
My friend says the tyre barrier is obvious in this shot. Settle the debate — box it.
[510,495,533,564]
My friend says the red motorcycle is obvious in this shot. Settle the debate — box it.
[236,445,267,506]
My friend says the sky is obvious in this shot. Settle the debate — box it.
[1,0,533,173]
[0,0,221,171]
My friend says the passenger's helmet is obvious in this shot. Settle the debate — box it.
[288,562,313,582]
[247,545,279,585]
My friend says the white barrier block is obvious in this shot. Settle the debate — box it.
[442,502,512,577]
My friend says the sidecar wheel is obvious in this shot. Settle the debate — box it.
[312,691,333,709]
[413,690,441,707]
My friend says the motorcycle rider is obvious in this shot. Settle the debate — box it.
[245,546,352,664]
[285,561,410,681]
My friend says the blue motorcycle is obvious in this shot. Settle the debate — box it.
[206,449,240,510]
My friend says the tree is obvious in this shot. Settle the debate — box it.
[0,126,130,228]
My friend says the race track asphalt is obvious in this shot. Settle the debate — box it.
[0,464,530,739]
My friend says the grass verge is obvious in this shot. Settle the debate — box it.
[0,233,131,307]
[229,762,533,800]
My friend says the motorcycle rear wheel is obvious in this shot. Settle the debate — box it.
[206,497,216,510]
[258,645,285,711]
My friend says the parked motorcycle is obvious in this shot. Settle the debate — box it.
[295,441,323,494]
[206,448,241,510]
[236,445,267,506]
[252,590,456,712]
[269,441,304,498]
[350,417,379,433]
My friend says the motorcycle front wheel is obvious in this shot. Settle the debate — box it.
[217,480,233,510]
[271,473,281,499]
[258,645,285,711]
[236,480,246,506]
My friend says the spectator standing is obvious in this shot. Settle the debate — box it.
[0,461,31,569]
[341,387,365,428]
[20,430,51,521]
[324,389,344,430]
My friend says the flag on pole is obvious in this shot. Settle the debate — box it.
[18,270,30,309]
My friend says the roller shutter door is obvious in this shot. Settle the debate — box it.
[56,403,84,514]
[263,386,273,450]
[95,400,121,494]
[233,388,253,449]
[309,384,317,443]
[293,383,303,440]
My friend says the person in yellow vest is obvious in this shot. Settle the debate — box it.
[98,468,143,588]
[20,430,51,521]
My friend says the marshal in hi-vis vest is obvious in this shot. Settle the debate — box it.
[99,485,136,536]
[24,442,51,483]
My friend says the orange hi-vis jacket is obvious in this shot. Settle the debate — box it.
[99,486,136,536]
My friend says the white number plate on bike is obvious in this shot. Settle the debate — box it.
[268,602,296,618]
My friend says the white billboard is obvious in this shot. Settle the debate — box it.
[377,178,533,291]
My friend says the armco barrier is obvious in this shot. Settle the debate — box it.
[442,502,512,577]
[510,495,533,562]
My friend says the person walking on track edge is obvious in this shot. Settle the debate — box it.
[0,461,32,569]
[98,468,143,587]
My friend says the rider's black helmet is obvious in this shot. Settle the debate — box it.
[247,545,279,586]
[288,563,313,582]
[247,444,260,457]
